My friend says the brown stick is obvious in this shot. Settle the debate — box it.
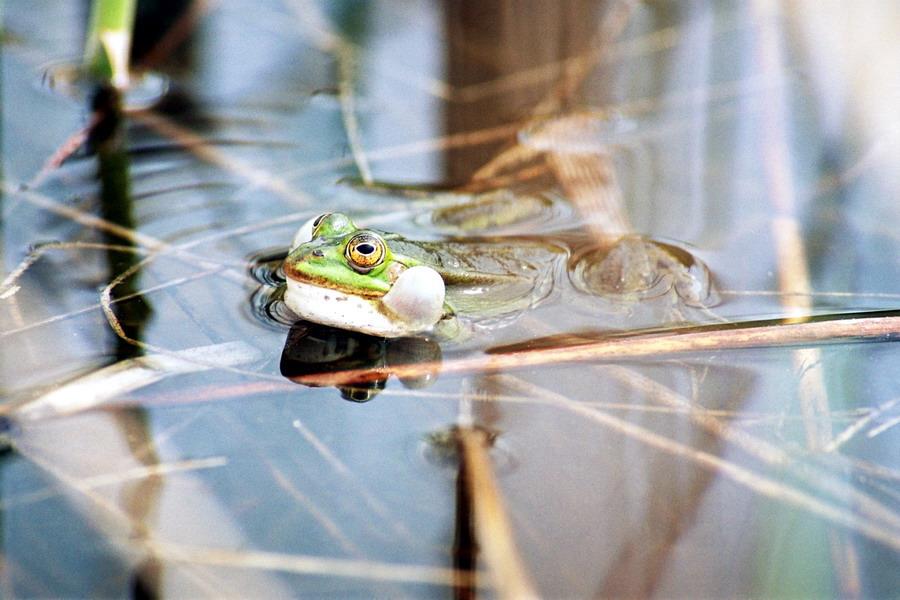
[294,313,900,387]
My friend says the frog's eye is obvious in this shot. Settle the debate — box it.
[345,232,385,273]
[311,213,332,236]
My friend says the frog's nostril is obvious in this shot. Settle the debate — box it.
[312,249,325,258]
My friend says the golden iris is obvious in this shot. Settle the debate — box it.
[345,232,385,273]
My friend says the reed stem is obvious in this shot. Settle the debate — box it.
[84,0,137,88]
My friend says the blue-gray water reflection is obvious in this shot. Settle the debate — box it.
[1,0,899,597]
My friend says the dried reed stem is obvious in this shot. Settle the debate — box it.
[458,427,539,599]
[295,313,900,387]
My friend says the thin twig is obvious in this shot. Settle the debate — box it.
[291,419,415,543]
[294,313,900,387]
[495,375,900,551]
[131,111,313,206]
[144,540,484,588]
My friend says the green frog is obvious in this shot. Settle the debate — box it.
[283,213,564,337]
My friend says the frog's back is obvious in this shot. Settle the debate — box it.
[388,237,565,320]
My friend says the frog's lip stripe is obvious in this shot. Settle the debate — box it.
[282,267,386,299]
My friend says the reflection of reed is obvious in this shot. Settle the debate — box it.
[448,376,536,599]
[112,410,164,597]
[452,442,478,600]
[590,365,737,597]
[597,439,721,597]
[90,86,152,361]
[442,0,605,184]
[455,425,538,599]
[545,151,631,236]
[89,84,162,593]
[752,1,857,594]
[492,374,900,553]
[467,305,741,598]
[456,0,638,238]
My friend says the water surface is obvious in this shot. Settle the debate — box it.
[2,1,900,597]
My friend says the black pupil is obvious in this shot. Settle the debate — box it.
[356,243,375,255]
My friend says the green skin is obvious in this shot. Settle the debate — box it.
[283,213,539,307]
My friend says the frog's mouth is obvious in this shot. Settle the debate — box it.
[283,278,414,338]
[283,263,447,337]
[282,264,387,299]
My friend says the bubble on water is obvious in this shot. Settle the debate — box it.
[41,61,169,110]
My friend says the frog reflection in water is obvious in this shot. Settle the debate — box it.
[282,212,719,338]
[280,320,442,402]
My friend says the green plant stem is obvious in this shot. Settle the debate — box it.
[84,0,137,87]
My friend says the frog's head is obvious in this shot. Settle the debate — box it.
[283,213,446,337]
[289,212,355,251]
[285,213,398,297]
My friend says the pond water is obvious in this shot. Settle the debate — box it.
[2,1,900,597]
